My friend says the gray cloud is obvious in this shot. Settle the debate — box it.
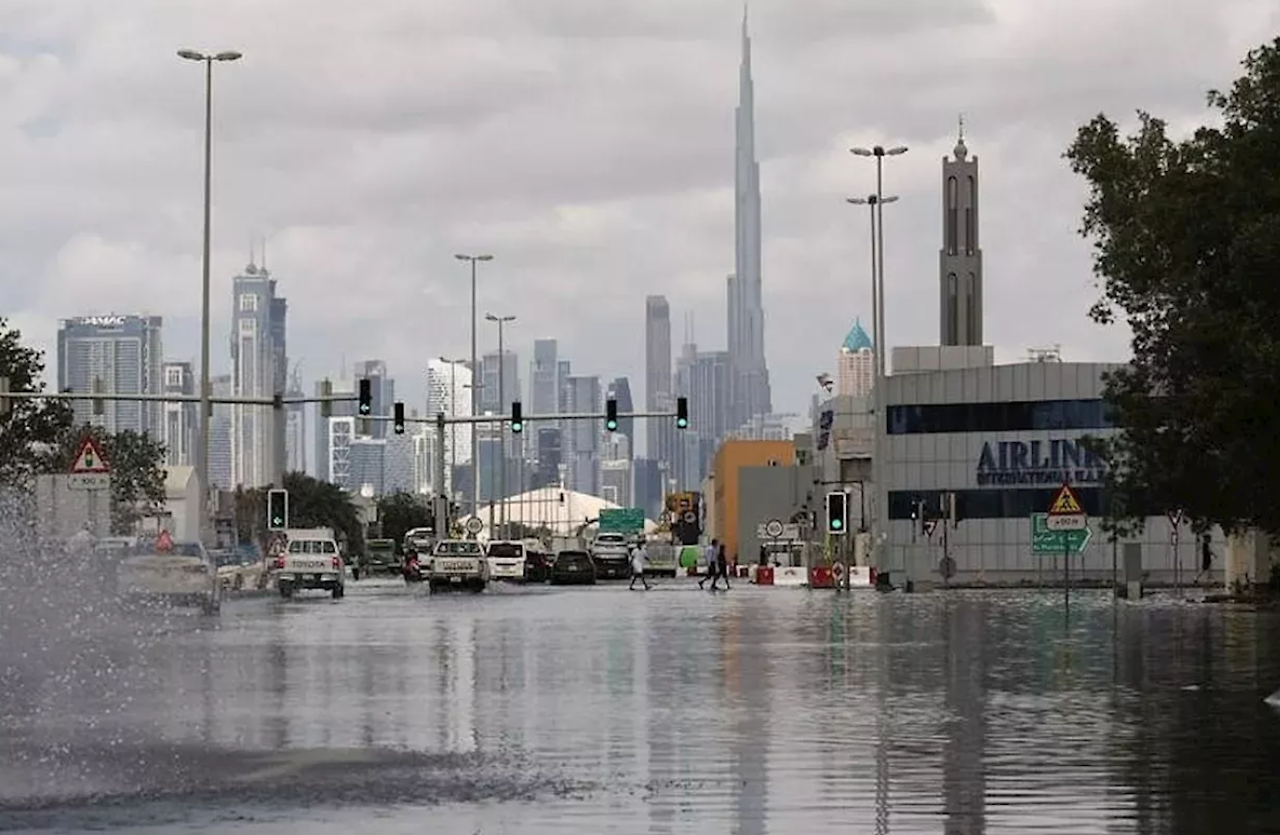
[0,0,1275,431]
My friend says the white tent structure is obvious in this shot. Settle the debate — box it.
[459,486,658,541]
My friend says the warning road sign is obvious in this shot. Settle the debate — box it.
[68,437,110,490]
[1047,483,1086,530]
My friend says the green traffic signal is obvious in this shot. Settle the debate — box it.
[606,419,618,431]
[272,516,283,526]
[831,518,843,529]
[676,417,688,428]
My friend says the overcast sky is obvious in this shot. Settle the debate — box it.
[1,0,1276,422]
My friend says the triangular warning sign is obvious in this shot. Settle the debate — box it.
[70,437,110,473]
[1049,484,1083,515]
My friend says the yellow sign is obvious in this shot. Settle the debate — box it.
[1048,484,1083,515]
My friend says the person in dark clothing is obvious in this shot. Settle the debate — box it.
[709,543,731,590]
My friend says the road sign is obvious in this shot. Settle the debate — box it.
[1047,514,1088,530]
[755,522,801,541]
[67,436,110,490]
[1031,514,1092,554]
[764,519,784,538]
[465,517,484,535]
[923,519,938,538]
[1048,484,1083,515]
[599,507,645,533]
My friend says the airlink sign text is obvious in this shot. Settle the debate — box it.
[976,438,1106,487]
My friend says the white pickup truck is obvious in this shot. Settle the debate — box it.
[274,528,346,600]
[427,539,488,592]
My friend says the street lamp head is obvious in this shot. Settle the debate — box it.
[455,253,494,262]
[886,145,909,156]
[850,147,873,157]
[214,51,243,61]
[477,254,494,262]
[881,195,900,204]
[846,197,870,205]
[177,49,205,61]
[485,313,498,322]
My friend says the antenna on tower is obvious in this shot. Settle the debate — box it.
[261,236,268,271]
[958,112,965,142]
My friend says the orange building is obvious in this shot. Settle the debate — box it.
[711,439,796,562]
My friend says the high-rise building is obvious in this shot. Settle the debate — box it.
[230,261,287,488]
[533,427,562,489]
[353,359,393,439]
[426,358,473,493]
[325,415,357,490]
[565,375,601,496]
[600,432,632,507]
[726,10,772,431]
[644,296,673,467]
[57,314,163,436]
[208,373,233,490]
[941,125,984,346]
[676,348,730,486]
[530,339,559,415]
[556,360,572,414]
[480,350,520,415]
[838,319,875,397]
[284,364,305,474]
[160,361,196,467]
[314,377,354,483]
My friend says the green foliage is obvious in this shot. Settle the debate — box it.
[1065,37,1280,536]
[236,472,364,556]
[374,491,434,550]
[41,425,167,535]
[0,319,73,486]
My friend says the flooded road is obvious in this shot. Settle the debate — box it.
[4,578,1280,833]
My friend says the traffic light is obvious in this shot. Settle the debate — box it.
[267,489,289,531]
[393,401,405,434]
[357,378,372,416]
[605,398,618,431]
[826,491,847,534]
[676,396,688,429]
[510,401,523,433]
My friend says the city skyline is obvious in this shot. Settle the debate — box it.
[0,0,1237,424]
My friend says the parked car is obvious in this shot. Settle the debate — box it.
[550,550,596,586]
[486,540,528,582]
[588,532,630,579]
[363,538,399,576]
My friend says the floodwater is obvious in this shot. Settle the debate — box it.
[3,577,1280,834]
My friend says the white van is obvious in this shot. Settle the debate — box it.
[486,540,527,582]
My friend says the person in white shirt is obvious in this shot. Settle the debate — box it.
[698,539,719,589]
[629,541,651,590]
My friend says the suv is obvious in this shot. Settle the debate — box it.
[589,532,630,580]
[364,538,398,575]
[427,540,488,592]
[486,540,527,582]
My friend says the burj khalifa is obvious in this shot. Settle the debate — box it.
[726,6,772,431]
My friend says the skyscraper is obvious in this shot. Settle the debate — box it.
[161,361,196,467]
[480,350,520,415]
[314,377,354,483]
[57,315,163,436]
[837,319,874,397]
[644,296,673,468]
[530,339,559,415]
[284,364,306,473]
[727,8,771,431]
[209,373,233,490]
[426,358,474,495]
[940,124,984,346]
[565,375,601,496]
[230,261,287,488]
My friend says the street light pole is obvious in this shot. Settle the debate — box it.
[850,143,907,578]
[455,253,493,521]
[179,47,242,545]
[486,313,516,539]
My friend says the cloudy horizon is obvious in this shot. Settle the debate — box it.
[2,0,1276,416]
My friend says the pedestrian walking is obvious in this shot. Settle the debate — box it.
[699,539,719,589]
[629,541,651,590]
[710,542,731,590]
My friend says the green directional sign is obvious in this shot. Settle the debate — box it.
[598,507,645,533]
[1031,513,1092,554]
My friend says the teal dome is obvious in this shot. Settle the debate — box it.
[842,318,873,351]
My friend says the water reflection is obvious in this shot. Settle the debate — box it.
[7,584,1280,833]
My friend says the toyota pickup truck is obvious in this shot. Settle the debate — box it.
[274,528,346,599]
[427,539,488,592]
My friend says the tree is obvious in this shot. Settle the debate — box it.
[0,319,73,487]
[234,475,365,555]
[39,425,167,534]
[1064,36,1280,536]
[374,491,434,549]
